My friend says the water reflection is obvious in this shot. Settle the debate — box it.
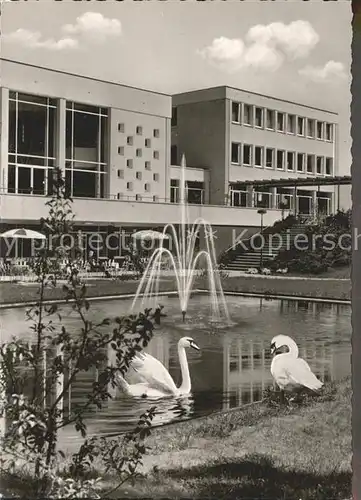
[0,296,351,442]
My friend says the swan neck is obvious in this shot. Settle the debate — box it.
[289,342,299,357]
[178,345,191,394]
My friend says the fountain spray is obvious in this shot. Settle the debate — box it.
[130,153,231,324]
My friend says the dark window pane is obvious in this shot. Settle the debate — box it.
[8,100,16,154]
[48,107,56,158]
[171,107,177,126]
[73,112,99,161]
[17,156,46,166]
[65,169,72,197]
[231,143,239,163]
[8,165,16,193]
[33,168,45,195]
[18,167,31,194]
[100,116,108,163]
[73,103,100,114]
[17,93,47,105]
[100,173,105,198]
[73,170,96,197]
[66,111,73,159]
[47,168,54,196]
[17,101,47,157]
[171,145,177,165]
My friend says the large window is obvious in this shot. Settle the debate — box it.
[232,102,241,123]
[231,142,240,164]
[297,153,305,172]
[254,146,263,167]
[277,112,285,132]
[287,152,295,171]
[266,110,275,130]
[255,107,263,128]
[265,148,274,169]
[287,115,296,134]
[8,92,56,195]
[65,102,108,198]
[243,144,252,166]
[243,104,253,126]
[325,123,333,142]
[276,150,285,170]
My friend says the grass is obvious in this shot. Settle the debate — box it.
[217,273,350,301]
[110,378,351,499]
[0,379,351,499]
[0,267,351,307]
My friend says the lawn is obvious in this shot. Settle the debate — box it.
[0,379,351,499]
[111,378,351,499]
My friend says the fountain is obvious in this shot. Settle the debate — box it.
[131,155,230,323]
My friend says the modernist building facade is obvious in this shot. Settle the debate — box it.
[0,59,345,260]
[171,86,339,217]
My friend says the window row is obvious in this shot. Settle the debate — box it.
[117,145,160,159]
[7,164,107,198]
[231,143,334,176]
[120,159,153,170]
[116,193,160,202]
[117,123,160,139]
[231,102,334,142]
[123,182,152,192]
[117,170,160,182]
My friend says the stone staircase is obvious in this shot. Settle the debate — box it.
[222,221,306,272]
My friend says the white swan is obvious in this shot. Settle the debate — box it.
[115,337,200,399]
[270,334,324,395]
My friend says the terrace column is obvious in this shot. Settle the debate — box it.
[247,185,254,208]
[293,187,298,216]
[312,191,318,217]
[271,187,277,209]
[0,87,9,192]
[56,98,66,174]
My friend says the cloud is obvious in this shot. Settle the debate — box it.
[298,60,348,83]
[3,12,122,52]
[198,20,319,73]
[62,12,122,42]
[246,21,319,60]
[3,29,78,51]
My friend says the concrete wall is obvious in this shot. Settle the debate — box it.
[171,99,227,206]
[0,193,287,228]
[109,109,169,201]
[0,59,171,118]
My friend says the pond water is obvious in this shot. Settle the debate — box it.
[1,294,351,449]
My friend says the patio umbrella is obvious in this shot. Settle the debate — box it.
[0,228,46,240]
[132,230,170,240]
[0,228,46,259]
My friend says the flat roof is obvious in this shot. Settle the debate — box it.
[173,85,338,116]
[0,58,171,98]
[234,176,351,188]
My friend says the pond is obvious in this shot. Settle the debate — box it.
[1,294,351,450]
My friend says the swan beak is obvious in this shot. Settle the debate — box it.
[270,342,276,356]
[191,342,200,351]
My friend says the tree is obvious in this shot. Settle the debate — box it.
[0,168,157,498]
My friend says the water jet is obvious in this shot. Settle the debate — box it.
[131,154,230,323]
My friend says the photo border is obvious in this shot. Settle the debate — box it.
[352,1,360,497]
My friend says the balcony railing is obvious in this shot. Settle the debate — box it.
[0,187,331,215]
[228,190,331,216]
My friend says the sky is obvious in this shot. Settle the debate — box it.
[1,1,352,175]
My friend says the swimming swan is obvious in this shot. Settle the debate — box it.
[115,337,200,399]
[270,334,324,394]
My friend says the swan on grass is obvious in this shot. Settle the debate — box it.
[270,334,323,399]
[115,337,200,399]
